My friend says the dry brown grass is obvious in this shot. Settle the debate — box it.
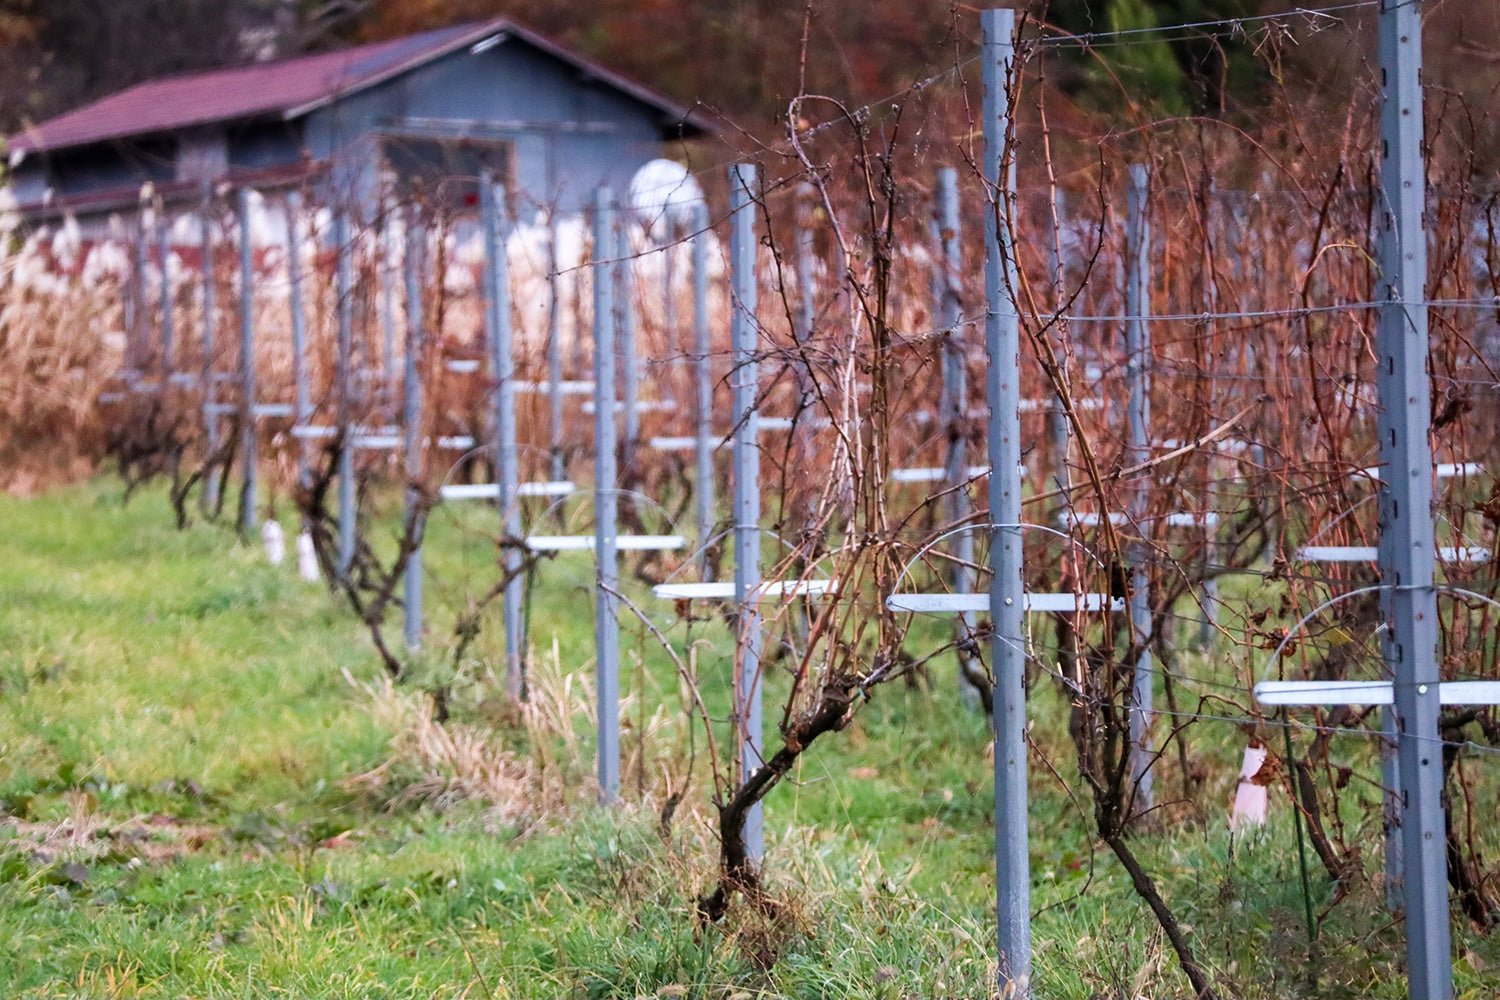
[0,235,123,493]
[343,640,706,834]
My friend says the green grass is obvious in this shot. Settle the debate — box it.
[1,480,1498,998]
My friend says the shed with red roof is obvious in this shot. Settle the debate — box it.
[6,17,714,231]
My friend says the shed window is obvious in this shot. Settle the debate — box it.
[381,136,514,213]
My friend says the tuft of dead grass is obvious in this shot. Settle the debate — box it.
[343,642,706,831]
[0,233,123,493]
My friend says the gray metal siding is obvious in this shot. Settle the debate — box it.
[226,120,304,171]
[305,38,671,218]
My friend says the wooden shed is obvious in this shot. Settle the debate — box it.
[5,17,714,233]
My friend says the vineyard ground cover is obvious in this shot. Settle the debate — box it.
[2,481,1498,997]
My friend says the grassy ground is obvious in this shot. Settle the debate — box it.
[2,480,1497,998]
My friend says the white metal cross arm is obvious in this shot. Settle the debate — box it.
[651,579,839,602]
[514,379,595,395]
[1255,679,1500,707]
[649,435,726,452]
[885,592,1124,614]
[1253,584,1500,709]
[581,399,676,415]
[440,481,576,501]
[251,403,295,418]
[1065,511,1221,529]
[885,522,1122,617]
[1294,545,1378,562]
[348,434,476,450]
[889,465,991,484]
[525,534,686,552]
[1359,461,1484,482]
[290,424,397,440]
[1294,545,1490,564]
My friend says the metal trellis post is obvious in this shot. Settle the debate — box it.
[380,208,397,400]
[200,186,220,512]
[548,214,566,482]
[131,219,148,375]
[286,191,311,487]
[158,219,174,381]
[1046,188,1071,500]
[693,202,715,579]
[934,166,981,710]
[484,178,525,699]
[1377,2,1450,996]
[617,217,639,475]
[336,211,357,577]
[730,163,764,865]
[236,189,258,537]
[403,207,425,652]
[982,9,1030,995]
[1125,163,1155,816]
[593,188,621,804]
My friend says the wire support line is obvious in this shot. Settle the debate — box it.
[874,296,1500,348]
[1031,2,1377,50]
[1057,297,1500,325]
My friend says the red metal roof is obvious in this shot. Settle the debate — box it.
[8,18,713,157]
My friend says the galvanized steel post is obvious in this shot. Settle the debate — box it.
[548,215,566,482]
[934,166,981,709]
[200,186,220,512]
[592,188,621,804]
[380,210,397,399]
[131,221,148,373]
[286,191,311,487]
[663,217,678,368]
[483,179,525,700]
[617,218,639,474]
[335,211,357,577]
[796,182,816,345]
[1125,164,1155,816]
[981,8,1030,995]
[730,163,764,865]
[402,208,425,652]
[692,202,715,579]
[158,220,174,379]
[1046,188,1071,499]
[1376,2,1450,996]
[236,189,258,537]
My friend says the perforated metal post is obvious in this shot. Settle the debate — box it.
[335,211,356,576]
[158,220,174,380]
[692,202,715,577]
[663,217,678,379]
[402,208,425,652]
[131,221,148,373]
[200,186,221,511]
[592,188,621,804]
[1198,183,1220,648]
[730,163,764,865]
[1125,164,1155,815]
[286,191,311,486]
[236,189,258,537]
[934,166,981,709]
[548,215,566,482]
[483,179,525,699]
[982,10,1030,995]
[1377,3,1450,996]
[1046,188,1071,499]
[616,219,639,474]
[380,208,397,398]
[796,182,816,345]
